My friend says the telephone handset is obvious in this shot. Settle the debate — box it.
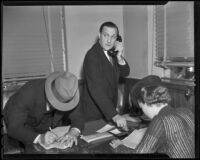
[108,34,122,57]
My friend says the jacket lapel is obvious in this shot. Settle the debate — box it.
[99,48,118,90]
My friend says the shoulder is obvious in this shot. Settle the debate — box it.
[20,78,46,91]
[8,79,46,101]
[175,107,194,115]
[85,42,102,59]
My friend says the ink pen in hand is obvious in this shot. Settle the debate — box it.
[49,127,59,142]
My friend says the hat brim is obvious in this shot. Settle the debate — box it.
[45,72,80,111]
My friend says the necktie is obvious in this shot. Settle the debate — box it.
[107,50,116,57]
[107,51,114,65]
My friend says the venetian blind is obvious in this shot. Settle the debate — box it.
[2,6,65,82]
[166,2,194,59]
[155,5,165,60]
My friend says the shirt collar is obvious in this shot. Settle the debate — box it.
[44,102,54,113]
[104,50,112,62]
[46,102,50,111]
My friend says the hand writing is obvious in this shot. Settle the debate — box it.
[57,128,80,148]
[39,131,58,146]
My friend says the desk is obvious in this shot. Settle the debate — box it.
[25,138,115,154]
[24,118,149,154]
[3,119,169,159]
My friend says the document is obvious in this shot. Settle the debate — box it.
[109,128,121,135]
[121,127,147,149]
[96,124,115,133]
[80,132,113,143]
[38,126,71,150]
[81,124,124,143]
[39,139,68,150]
[81,115,141,144]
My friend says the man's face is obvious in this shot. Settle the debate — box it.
[99,26,118,51]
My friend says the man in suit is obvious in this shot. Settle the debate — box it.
[3,71,84,148]
[82,21,130,131]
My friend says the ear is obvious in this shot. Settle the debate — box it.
[98,33,101,39]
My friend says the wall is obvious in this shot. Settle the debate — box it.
[123,6,148,79]
[64,6,124,78]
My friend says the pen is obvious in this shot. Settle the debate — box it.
[49,127,58,139]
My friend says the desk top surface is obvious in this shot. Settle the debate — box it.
[24,118,149,154]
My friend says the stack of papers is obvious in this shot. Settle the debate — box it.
[81,124,122,143]
[80,132,113,143]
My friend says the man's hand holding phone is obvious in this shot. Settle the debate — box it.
[113,37,125,65]
[114,41,123,58]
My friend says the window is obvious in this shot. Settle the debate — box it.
[152,2,194,86]
[2,6,67,84]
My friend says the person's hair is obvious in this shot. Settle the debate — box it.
[99,21,119,35]
[136,85,171,106]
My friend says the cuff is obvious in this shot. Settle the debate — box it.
[71,127,81,134]
[117,57,126,65]
[33,134,41,144]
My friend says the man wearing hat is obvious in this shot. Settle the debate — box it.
[3,71,84,149]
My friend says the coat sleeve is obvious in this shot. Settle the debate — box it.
[83,53,118,121]
[117,58,130,77]
[68,101,85,132]
[4,84,39,145]
[135,117,165,153]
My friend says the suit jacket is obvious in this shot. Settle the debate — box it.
[3,79,84,145]
[82,42,130,122]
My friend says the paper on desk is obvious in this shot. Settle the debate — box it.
[96,124,115,133]
[80,132,113,143]
[109,128,121,135]
[80,123,122,143]
[38,126,71,150]
[39,140,68,150]
[50,126,71,137]
[121,127,147,149]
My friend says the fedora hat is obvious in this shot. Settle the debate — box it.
[130,75,162,107]
[45,71,80,111]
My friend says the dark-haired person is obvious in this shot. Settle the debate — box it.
[82,21,130,131]
[129,75,162,117]
[111,84,194,158]
[3,72,84,149]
